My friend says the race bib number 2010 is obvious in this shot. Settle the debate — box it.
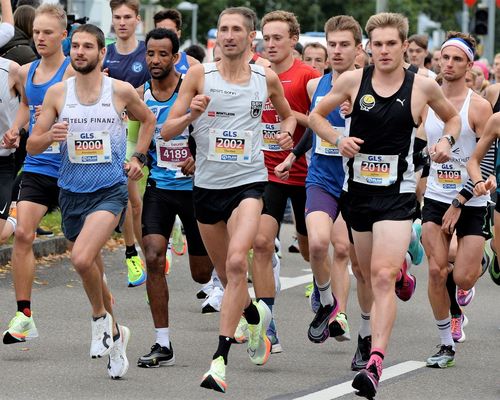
[353,153,398,186]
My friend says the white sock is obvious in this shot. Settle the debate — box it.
[410,225,417,243]
[436,317,455,349]
[6,216,16,232]
[155,327,170,348]
[359,312,371,338]
[317,279,334,307]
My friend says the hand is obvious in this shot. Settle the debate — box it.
[124,159,144,181]
[103,68,109,76]
[441,205,461,235]
[34,105,42,122]
[178,156,195,176]
[274,154,295,181]
[1,127,20,148]
[50,121,69,142]
[189,95,210,120]
[429,140,451,164]
[340,100,352,116]
[339,136,364,158]
[276,131,293,150]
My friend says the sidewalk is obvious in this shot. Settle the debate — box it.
[0,235,68,265]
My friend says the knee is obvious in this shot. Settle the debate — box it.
[253,233,274,256]
[190,262,212,284]
[428,262,448,286]
[333,240,350,260]
[308,236,330,261]
[71,252,93,275]
[226,252,247,282]
[371,265,398,291]
[454,270,477,291]
[145,247,165,275]
[14,225,35,246]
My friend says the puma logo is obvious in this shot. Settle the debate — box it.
[396,98,406,107]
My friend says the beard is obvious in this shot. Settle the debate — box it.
[71,57,99,75]
[151,65,172,80]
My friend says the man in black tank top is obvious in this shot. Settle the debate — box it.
[309,12,461,400]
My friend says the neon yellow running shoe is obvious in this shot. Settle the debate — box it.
[200,356,227,393]
[171,216,187,256]
[304,282,314,298]
[234,316,249,343]
[165,242,173,275]
[125,255,146,287]
[3,311,39,344]
[247,300,272,365]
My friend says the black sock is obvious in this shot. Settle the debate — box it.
[447,271,461,316]
[213,335,232,365]
[125,245,138,258]
[17,300,31,317]
[113,323,120,342]
[243,301,260,325]
[257,297,274,313]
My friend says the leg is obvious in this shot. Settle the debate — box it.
[330,214,350,311]
[128,179,144,253]
[252,214,278,299]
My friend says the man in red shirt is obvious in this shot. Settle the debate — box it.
[249,10,320,352]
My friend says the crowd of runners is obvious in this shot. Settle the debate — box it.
[1,0,500,398]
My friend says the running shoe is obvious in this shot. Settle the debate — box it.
[125,255,146,287]
[234,316,249,344]
[137,343,175,367]
[351,335,372,371]
[247,249,254,283]
[201,286,223,314]
[395,256,416,302]
[196,278,214,299]
[451,314,468,343]
[288,236,300,253]
[272,252,281,295]
[309,281,320,314]
[200,356,227,393]
[426,344,455,368]
[304,282,313,298]
[482,238,495,277]
[456,287,475,307]
[3,312,39,344]
[487,240,500,285]
[329,312,351,342]
[171,216,187,256]
[408,222,424,265]
[274,237,282,259]
[352,363,379,400]
[247,300,272,365]
[307,299,339,344]
[90,312,114,358]
[107,325,130,379]
[267,320,283,354]
[36,226,54,237]
[165,242,173,275]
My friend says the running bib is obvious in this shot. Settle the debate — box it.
[261,123,281,152]
[156,138,191,170]
[353,153,398,186]
[314,127,345,157]
[43,141,60,154]
[431,162,465,190]
[67,131,111,164]
[208,129,252,163]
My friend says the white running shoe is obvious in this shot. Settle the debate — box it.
[272,252,281,295]
[107,325,130,379]
[202,286,224,314]
[90,312,114,358]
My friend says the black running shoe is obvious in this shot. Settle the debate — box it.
[352,363,379,400]
[307,302,338,343]
[351,335,372,371]
[137,343,175,368]
[36,227,54,237]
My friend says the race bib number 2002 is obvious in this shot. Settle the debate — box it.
[208,129,253,163]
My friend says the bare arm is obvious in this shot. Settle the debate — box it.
[161,65,205,141]
[0,0,13,25]
[306,77,320,102]
[484,84,500,109]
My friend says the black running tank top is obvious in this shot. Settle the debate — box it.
[493,91,500,114]
[346,65,418,195]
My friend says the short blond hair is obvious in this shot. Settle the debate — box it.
[35,3,67,30]
[324,15,363,45]
[261,10,300,38]
[365,12,408,43]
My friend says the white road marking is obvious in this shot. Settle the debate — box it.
[248,273,313,298]
[293,360,426,399]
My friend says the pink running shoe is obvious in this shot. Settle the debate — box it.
[451,314,468,343]
[395,258,416,302]
[456,287,475,307]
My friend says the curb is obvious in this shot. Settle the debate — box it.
[0,236,68,265]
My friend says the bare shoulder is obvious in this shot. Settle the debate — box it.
[45,81,66,99]
[336,68,362,87]
[18,62,31,83]
[135,84,145,100]
[63,63,76,79]
[470,90,492,110]
[255,56,271,68]
[186,54,200,66]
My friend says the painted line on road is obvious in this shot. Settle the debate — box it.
[293,360,426,400]
[248,273,313,298]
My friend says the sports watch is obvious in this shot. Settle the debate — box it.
[132,152,147,165]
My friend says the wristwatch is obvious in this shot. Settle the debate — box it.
[439,134,455,148]
[131,152,147,165]
[452,198,463,209]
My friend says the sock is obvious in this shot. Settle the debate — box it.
[368,348,385,378]
[213,335,232,365]
[7,216,16,232]
[243,301,260,325]
[17,300,31,317]
[155,327,170,348]
[258,297,274,313]
[446,272,461,317]
[317,279,334,307]
[436,317,455,349]
[125,245,138,258]
[410,225,417,243]
[359,312,371,338]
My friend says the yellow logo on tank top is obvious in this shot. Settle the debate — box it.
[360,94,375,112]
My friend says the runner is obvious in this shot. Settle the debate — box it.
[0,0,14,48]
[2,3,73,345]
[421,32,493,364]
[103,0,148,287]
[309,12,461,399]
[133,27,213,367]
[26,23,155,378]
[302,42,328,74]
[161,7,295,392]
[407,34,436,78]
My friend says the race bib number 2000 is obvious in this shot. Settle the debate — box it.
[67,131,111,164]
[208,129,253,163]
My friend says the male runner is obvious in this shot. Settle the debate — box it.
[407,34,436,78]
[134,27,213,368]
[103,0,148,287]
[2,3,73,344]
[161,7,295,392]
[309,12,460,399]
[27,23,155,379]
[302,42,328,74]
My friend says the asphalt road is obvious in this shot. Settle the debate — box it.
[0,224,499,400]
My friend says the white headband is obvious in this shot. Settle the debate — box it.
[441,38,474,62]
